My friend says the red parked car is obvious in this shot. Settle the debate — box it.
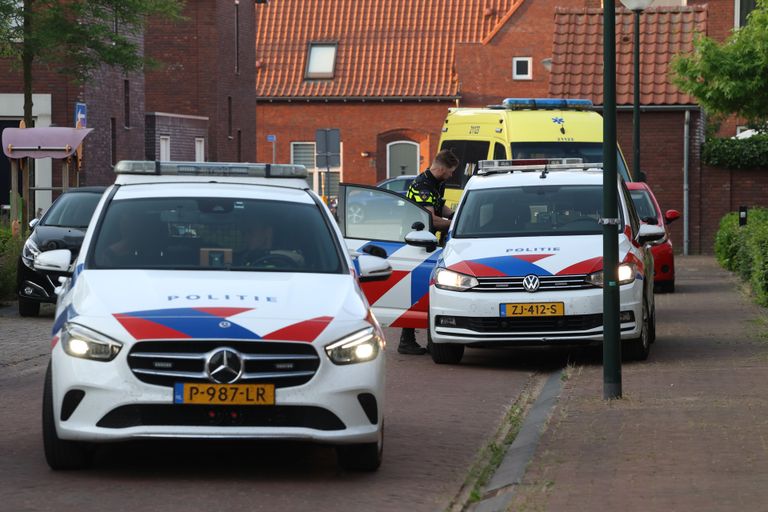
[627,182,680,293]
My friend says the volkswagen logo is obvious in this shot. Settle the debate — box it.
[205,348,243,384]
[522,274,541,293]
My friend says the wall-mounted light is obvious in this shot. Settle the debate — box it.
[360,151,370,158]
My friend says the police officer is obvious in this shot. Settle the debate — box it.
[398,149,460,355]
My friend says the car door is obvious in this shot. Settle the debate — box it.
[337,183,440,328]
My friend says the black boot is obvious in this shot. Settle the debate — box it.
[398,329,426,355]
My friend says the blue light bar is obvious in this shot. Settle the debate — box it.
[114,161,308,178]
[501,98,593,110]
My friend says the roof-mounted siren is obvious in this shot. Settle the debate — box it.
[500,98,594,110]
[114,161,308,178]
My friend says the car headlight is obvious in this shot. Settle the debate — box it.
[587,263,637,287]
[21,238,40,267]
[61,323,122,361]
[434,268,479,291]
[325,327,382,365]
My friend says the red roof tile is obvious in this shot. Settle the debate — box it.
[255,0,524,99]
[550,6,707,106]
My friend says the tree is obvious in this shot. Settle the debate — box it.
[0,0,184,127]
[671,0,768,130]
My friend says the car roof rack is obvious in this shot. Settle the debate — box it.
[476,159,604,177]
[114,160,308,179]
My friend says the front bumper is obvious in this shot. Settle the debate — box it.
[17,257,58,303]
[50,341,385,445]
[429,282,643,345]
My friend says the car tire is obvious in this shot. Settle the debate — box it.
[656,280,675,293]
[623,303,650,361]
[648,301,656,344]
[428,327,465,364]
[336,422,383,472]
[19,297,40,317]
[43,362,91,470]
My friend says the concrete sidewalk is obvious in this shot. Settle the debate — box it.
[498,256,768,511]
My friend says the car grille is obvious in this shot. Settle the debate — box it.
[474,274,593,292]
[128,340,320,388]
[439,314,604,333]
[97,404,345,430]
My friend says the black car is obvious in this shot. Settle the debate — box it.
[17,186,105,316]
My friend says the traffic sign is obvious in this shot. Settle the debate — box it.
[74,102,87,128]
[267,134,276,142]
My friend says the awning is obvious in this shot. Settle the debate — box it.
[2,127,93,159]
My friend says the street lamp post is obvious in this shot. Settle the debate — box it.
[621,0,654,180]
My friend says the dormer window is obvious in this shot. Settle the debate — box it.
[305,43,337,79]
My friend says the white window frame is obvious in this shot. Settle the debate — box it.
[290,141,343,199]
[386,140,420,179]
[160,136,171,161]
[513,57,533,80]
[735,0,757,27]
[195,137,205,162]
[305,43,338,79]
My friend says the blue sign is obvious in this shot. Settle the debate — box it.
[74,102,87,128]
[266,134,276,142]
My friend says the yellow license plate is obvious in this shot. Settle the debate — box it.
[500,302,564,317]
[173,383,275,405]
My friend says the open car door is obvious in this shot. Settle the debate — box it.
[337,184,440,328]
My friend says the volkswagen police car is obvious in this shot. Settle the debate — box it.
[36,161,391,471]
[428,160,664,364]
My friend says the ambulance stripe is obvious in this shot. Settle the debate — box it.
[262,316,333,342]
[361,270,409,305]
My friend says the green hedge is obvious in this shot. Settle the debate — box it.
[702,135,768,169]
[0,226,23,301]
[715,207,768,306]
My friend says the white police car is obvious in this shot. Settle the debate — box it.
[36,161,391,471]
[428,160,665,364]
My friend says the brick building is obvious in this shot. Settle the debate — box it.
[0,0,257,216]
[254,0,765,253]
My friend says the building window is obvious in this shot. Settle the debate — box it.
[123,80,130,127]
[513,57,532,80]
[160,136,171,161]
[736,0,757,27]
[234,0,240,74]
[195,138,205,162]
[110,117,117,166]
[305,43,337,79]
[291,141,343,199]
[227,96,233,137]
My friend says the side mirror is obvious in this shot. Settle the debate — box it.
[356,253,392,283]
[405,229,438,252]
[665,209,681,224]
[636,224,665,245]
[34,249,73,275]
[411,221,425,231]
[29,218,40,230]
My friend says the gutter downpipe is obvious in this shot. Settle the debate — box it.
[683,110,690,255]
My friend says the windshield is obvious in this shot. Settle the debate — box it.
[41,192,102,228]
[454,185,611,238]
[510,142,631,182]
[89,197,343,273]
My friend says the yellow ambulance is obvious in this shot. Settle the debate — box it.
[438,98,634,210]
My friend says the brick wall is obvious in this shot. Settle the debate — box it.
[255,102,453,185]
[145,113,208,161]
[145,0,256,163]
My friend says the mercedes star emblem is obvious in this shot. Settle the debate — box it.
[522,274,541,293]
[205,348,244,384]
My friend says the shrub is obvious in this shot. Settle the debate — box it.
[702,135,768,169]
[0,226,23,301]
[715,207,768,306]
